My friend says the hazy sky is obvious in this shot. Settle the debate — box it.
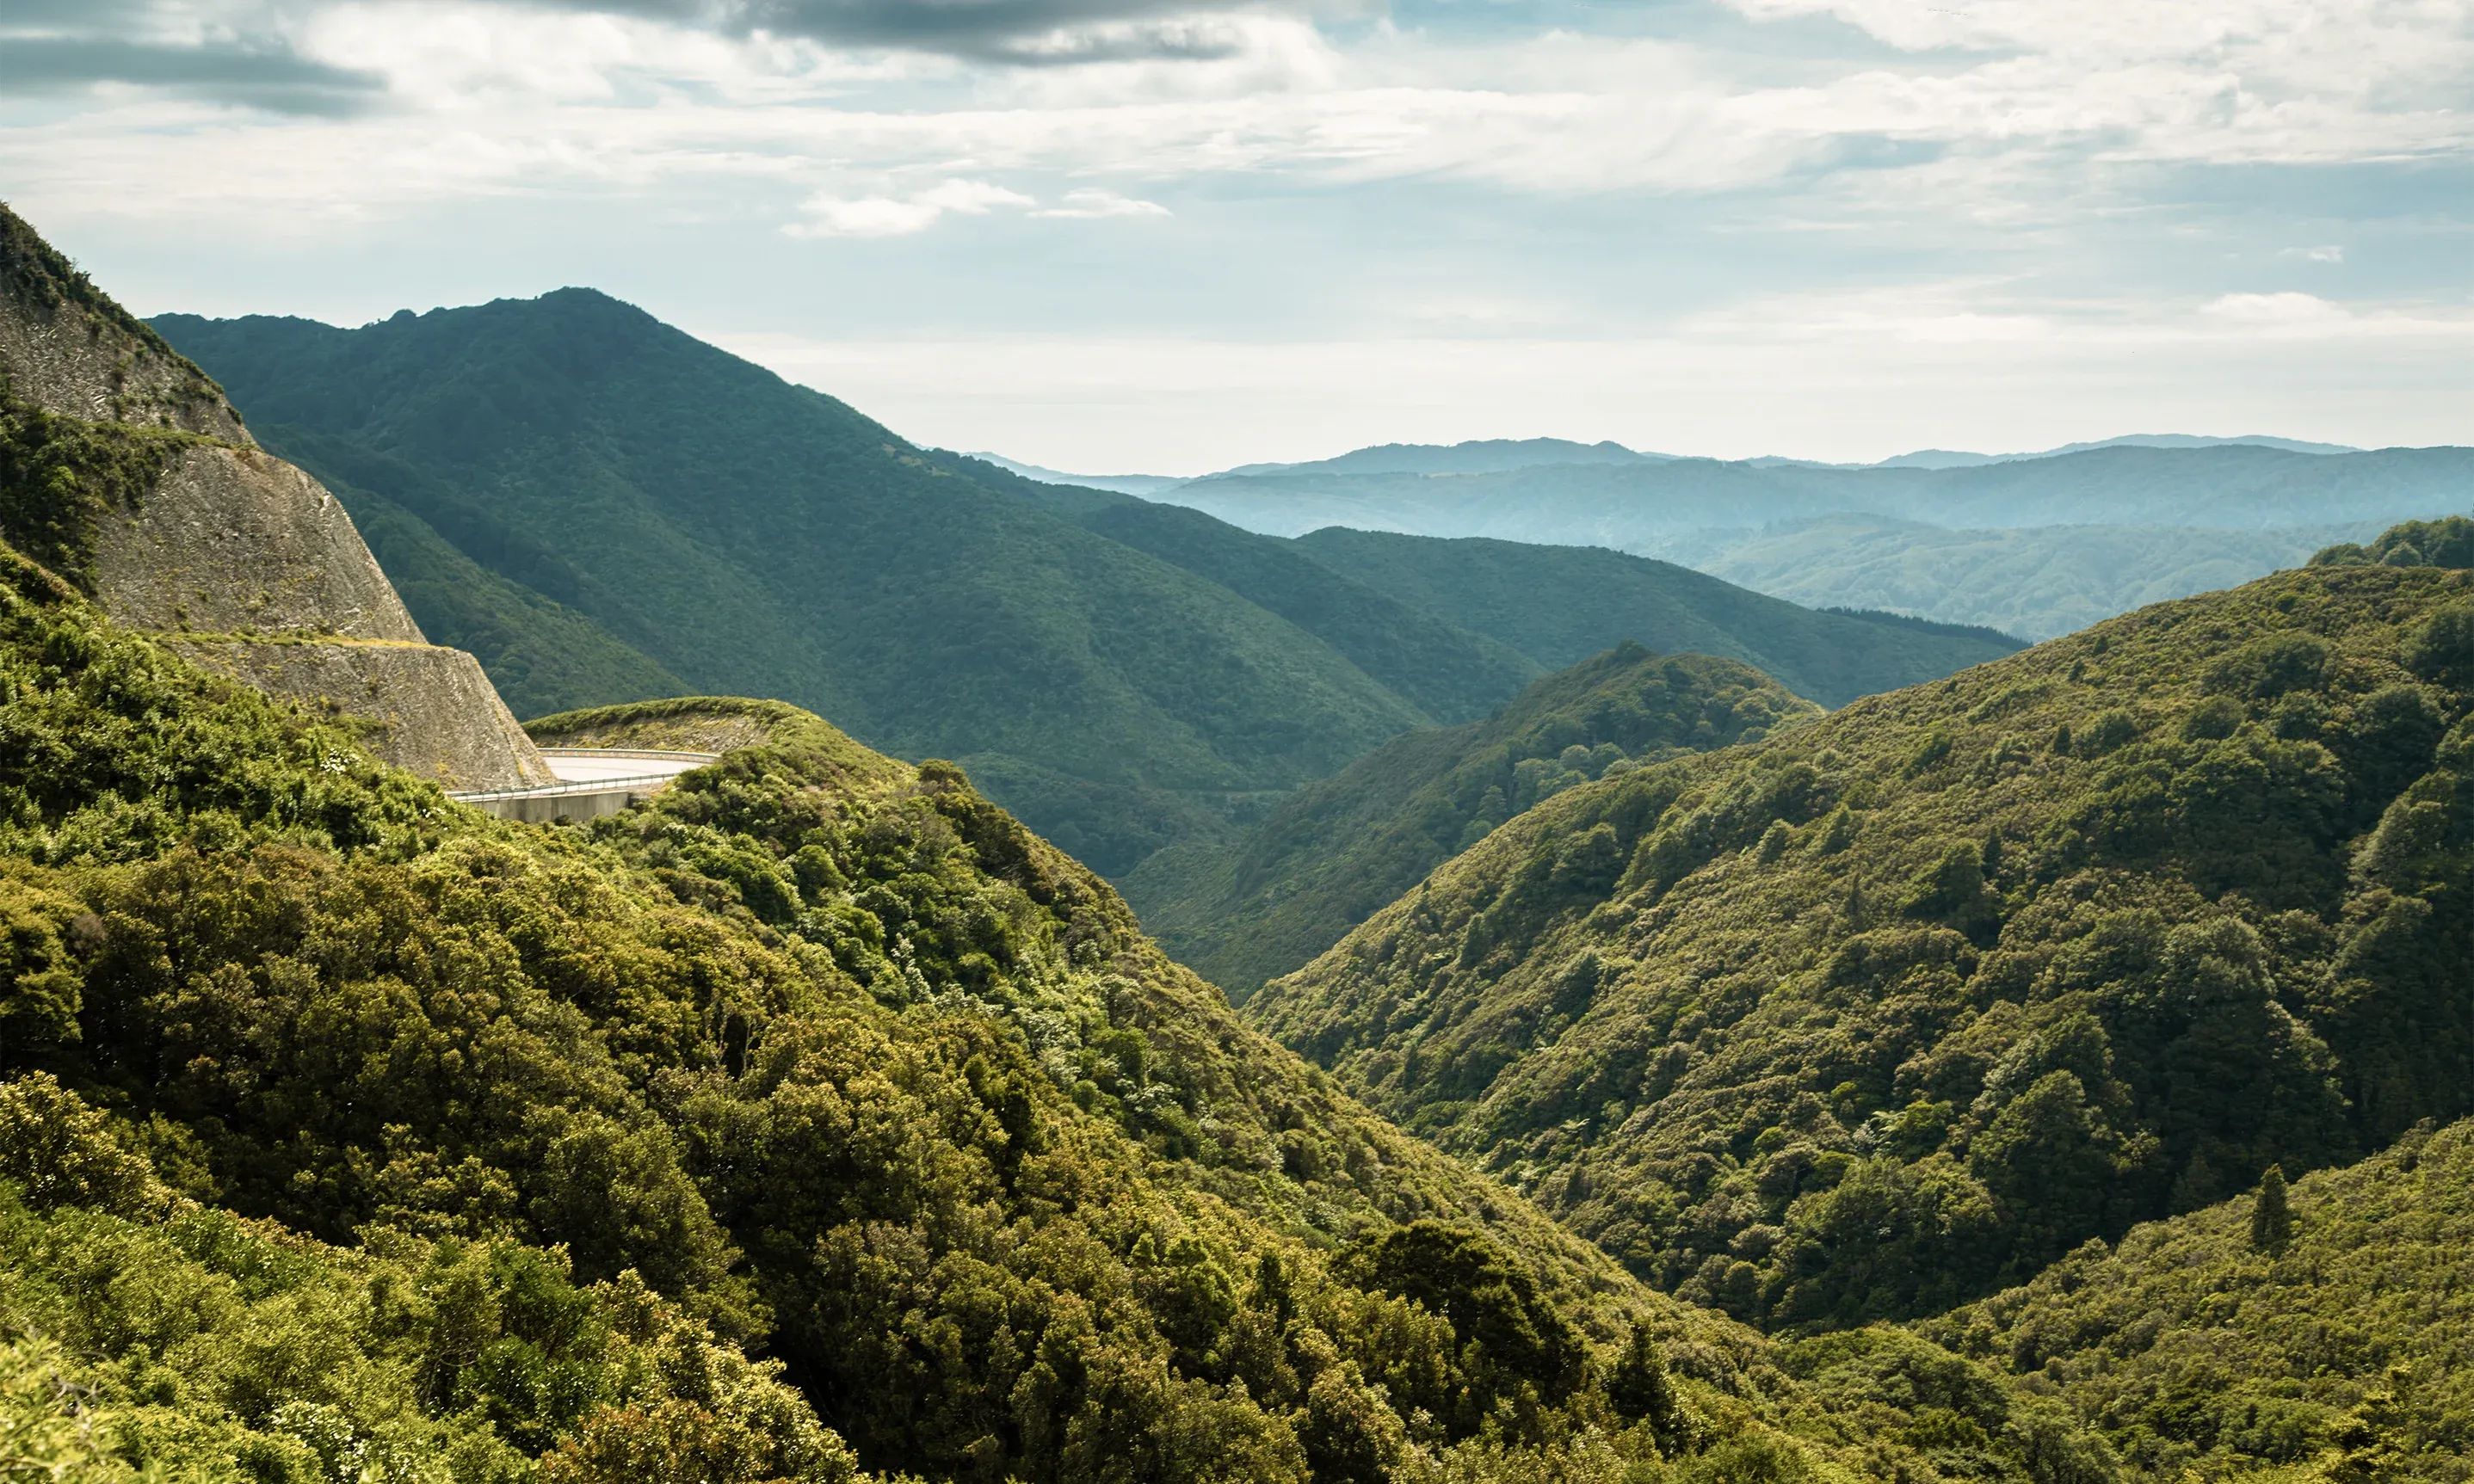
[4,0,2470,471]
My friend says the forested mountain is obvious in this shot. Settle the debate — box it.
[152,302,2015,884]
[0,539,2129,1482]
[1293,528,2023,707]
[1129,646,1818,1001]
[151,297,1449,877]
[951,455,1545,726]
[1249,527,2474,1343]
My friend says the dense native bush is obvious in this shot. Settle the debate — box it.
[1251,551,2474,1347]
[0,549,2118,1481]
[1132,644,1817,999]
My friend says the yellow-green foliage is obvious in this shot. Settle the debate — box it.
[1922,1118,2474,1481]
[0,1073,865,1484]
[1251,558,2474,1344]
[0,554,2112,1482]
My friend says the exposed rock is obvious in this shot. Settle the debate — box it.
[2,200,555,797]
[0,204,248,440]
[89,446,424,640]
[168,638,558,792]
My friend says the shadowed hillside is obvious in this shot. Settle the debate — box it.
[1128,645,1818,1000]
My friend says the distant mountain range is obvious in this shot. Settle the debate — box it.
[987,434,2465,641]
[988,431,2367,487]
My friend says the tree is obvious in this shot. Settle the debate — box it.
[2250,1163,2295,1253]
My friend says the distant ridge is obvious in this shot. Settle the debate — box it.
[977,430,2372,489]
[963,451,1186,496]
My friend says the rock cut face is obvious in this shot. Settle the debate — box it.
[0,201,553,793]
[91,446,426,641]
[0,207,248,440]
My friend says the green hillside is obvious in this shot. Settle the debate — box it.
[1293,529,2024,708]
[1249,531,2474,1336]
[152,305,2025,884]
[150,299,1438,878]
[1919,1117,2474,1481]
[996,471,1547,725]
[0,530,2132,1483]
[1129,645,1818,1000]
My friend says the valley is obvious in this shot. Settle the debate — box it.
[2,195,2471,1484]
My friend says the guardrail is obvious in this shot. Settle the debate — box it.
[449,773,688,805]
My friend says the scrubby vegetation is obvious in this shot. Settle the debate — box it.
[1,534,2135,1481]
[1130,646,1817,999]
[1251,545,2474,1348]
[0,384,200,591]
[1923,1117,2474,1481]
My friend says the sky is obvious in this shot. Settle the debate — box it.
[3,0,2470,472]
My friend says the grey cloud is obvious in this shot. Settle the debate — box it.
[527,0,1256,62]
[0,36,385,114]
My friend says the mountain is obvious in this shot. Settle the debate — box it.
[155,301,2026,883]
[1248,527,2474,1336]
[151,295,1462,877]
[1225,438,1675,477]
[1126,644,1819,1001]
[1292,527,2025,707]
[1679,516,2385,641]
[1872,434,2360,470]
[1919,1116,2474,1479]
[963,450,1188,496]
[1158,446,2472,546]
[0,533,2125,1481]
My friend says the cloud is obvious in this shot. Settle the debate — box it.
[0,36,385,114]
[786,176,1035,234]
[1033,186,1167,216]
[509,0,1280,62]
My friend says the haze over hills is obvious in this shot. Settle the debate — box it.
[995,434,2461,642]
[154,296,2015,884]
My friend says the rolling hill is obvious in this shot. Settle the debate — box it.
[1249,526,2474,1340]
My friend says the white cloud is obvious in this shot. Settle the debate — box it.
[1034,187,1169,217]
[787,177,1035,236]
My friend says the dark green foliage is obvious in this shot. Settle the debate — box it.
[1251,548,2474,1335]
[959,458,1545,726]
[0,1074,863,1484]
[151,299,1455,877]
[1924,1118,2474,1481]
[1130,645,1816,998]
[1292,528,2024,708]
[2249,1163,2292,1253]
